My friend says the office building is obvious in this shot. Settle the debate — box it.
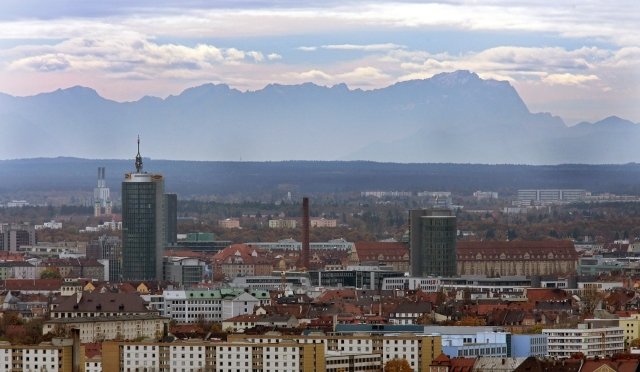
[517,189,588,206]
[164,193,177,246]
[409,209,457,277]
[308,265,404,290]
[0,223,36,252]
[87,235,122,282]
[121,138,166,281]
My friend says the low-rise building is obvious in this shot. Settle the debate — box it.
[43,314,169,343]
[310,218,337,228]
[218,218,240,229]
[457,240,578,277]
[160,288,267,323]
[50,292,155,319]
[268,219,297,229]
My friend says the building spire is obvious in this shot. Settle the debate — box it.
[135,135,143,172]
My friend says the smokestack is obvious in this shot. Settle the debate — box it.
[302,197,310,270]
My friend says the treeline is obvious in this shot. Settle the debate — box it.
[2,158,640,199]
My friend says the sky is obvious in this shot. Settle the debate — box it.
[0,0,638,125]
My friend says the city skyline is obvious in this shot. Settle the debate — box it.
[0,1,638,125]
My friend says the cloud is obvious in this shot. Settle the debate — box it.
[5,35,278,76]
[542,73,599,86]
[10,53,70,71]
[1,2,635,47]
[321,43,404,52]
[297,46,317,52]
[284,69,332,80]
[267,53,282,60]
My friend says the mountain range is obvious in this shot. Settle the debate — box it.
[0,70,638,164]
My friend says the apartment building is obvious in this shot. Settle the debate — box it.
[101,340,326,372]
[229,333,442,371]
[543,324,624,358]
[0,338,73,372]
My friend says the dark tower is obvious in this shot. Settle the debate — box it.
[409,209,457,277]
[121,137,166,281]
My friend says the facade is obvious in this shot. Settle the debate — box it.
[87,235,122,282]
[517,189,588,206]
[218,218,241,229]
[510,334,548,357]
[409,209,457,277]
[231,274,312,290]
[355,241,410,272]
[229,333,442,372]
[0,261,37,280]
[163,256,206,287]
[0,338,73,372]
[212,244,274,279]
[456,240,579,277]
[382,277,441,292]
[43,314,169,343]
[473,191,498,200]
[164,193,178,246]
[102,340,326,372]
[620,314,640,346]
[0,223,36,252]
[121,139,166,282]
[268,219,297,229]
[94,166,112,216]
[543,324,624,358]
[158,288,267,323]
[248,238,354,252]
[308,266,405,290]
[310,218,337,228]
[417,191,453,208]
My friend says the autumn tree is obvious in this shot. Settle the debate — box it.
[384,358,413,372]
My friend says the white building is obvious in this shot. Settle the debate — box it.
[159,289,266,323]
[543,324,624,358]
[382,277,441,291]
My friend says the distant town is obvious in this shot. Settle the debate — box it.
[0,145,640,371]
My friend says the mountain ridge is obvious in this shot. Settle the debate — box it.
[0,70,637,164]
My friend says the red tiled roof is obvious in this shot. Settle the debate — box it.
[84,343,102,359]
[355,242,409,261]
[213,244,272,265]
[581,359,640,372]
[457,240,578,261]
[1,279,63,291]
[526,288,569,303]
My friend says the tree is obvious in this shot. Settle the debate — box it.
[384,358,412,372]
[40,268,62,279]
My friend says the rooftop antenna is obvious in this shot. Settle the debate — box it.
[135,135,143,173]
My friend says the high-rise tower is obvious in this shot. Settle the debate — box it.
[121,137,166,281]
[409,209,457,277]
[94,167,112,216]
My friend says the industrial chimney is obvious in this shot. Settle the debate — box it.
[302,197,310,270]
